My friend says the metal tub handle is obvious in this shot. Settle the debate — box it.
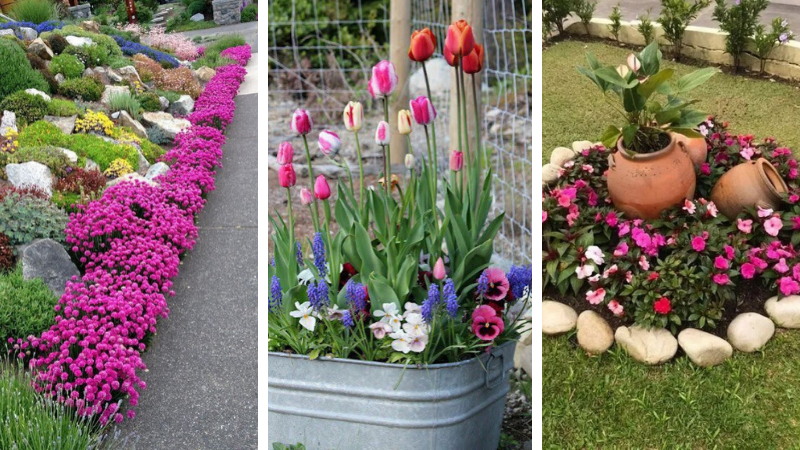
[484,351,506,389]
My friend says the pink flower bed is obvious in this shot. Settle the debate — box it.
[220,44,252,67]
[11,46,251,425]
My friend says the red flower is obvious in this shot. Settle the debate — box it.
[647,272,659,281]
[653,297,671,315]
[462,44,484,74]
[408,28,437,62]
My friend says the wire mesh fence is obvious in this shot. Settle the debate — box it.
[268,0,532,265]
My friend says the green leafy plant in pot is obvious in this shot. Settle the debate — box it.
[577,41,718,219]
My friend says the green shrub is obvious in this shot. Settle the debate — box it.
[0,363,107,449]
[191,52,235,69]
[10,0,58,24]
[0,91,49,126]
[25,52,47,71]
[0,39,49,103]
[58,77,103,101]
[661,0,711,61]
[139,138,165,163]
[46,33,69,54]
[206,35,246,55]
[18,121,139,171]
[0,193,68,246]
[108,55,132,69]
[115,1,153,23]
[100,24,139,43]
[241,3,257,22]
[0,265,58,342]
[49,53,85,79]
[713,0,769,72]
[1,146,74,177]
[48,98,79,117]
[146,126,171,145]
[138,91,162,112]
[42,25,122,59]
[187,0,206,15]
[61,45,90,66]
[107,91,142,120]
[155,89,181,103]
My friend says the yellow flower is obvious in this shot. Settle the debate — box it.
[104,158,134,178]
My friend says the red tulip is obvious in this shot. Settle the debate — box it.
[314,175,331,200]
[443,44,458,67]
[276,141,293,165]
[279,164,296,188]
[408,28,437,62]
[367,60,398,99]
[445,19,475,59]
[409,96,436,125]
[290,109,312,135]
[462,44,484,74]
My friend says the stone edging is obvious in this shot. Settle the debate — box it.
[565,19,800,80]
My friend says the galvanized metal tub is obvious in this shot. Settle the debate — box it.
[268,341,516,450]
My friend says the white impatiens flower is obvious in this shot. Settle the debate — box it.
[290,302,317,332]
[390,330,412,353]
[374,303,400,323]
[402,313,428,337]
[575,265,594,279]
[584,246,605,265]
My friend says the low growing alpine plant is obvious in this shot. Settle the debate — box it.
[268,21,532,365]
[112,35,180,68]
[8,46,251,425]
[544,116,800,334]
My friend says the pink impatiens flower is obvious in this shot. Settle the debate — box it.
[584,246,604,265]
[764,216,783,236]
[682,199,696,214]
[613,242,629,257]
[607,299,624,316]
[713,273,730,285]
[586,288,606,305]
[758,206,774,218]
[740,146,754,160]
[741,262,756,279]
[775,258,790,273]
[639,255,650,270]
[575,265,594,279]
[737,218,753,234]
[691,236,706,252]
[714,256,729,270]
[779,276,800,296]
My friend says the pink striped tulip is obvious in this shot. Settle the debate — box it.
[375,121,390,146]
[290,109,313,135]
[277,141,294,165]
[279,164,296,187]
[409,96,436,125]
[342,101,363,132]
[367,60,398,99]
[318,130,341,156]
[314,175,331,200]
[450,150,463,171]
[398,109,412,135]
[300,188,313,205]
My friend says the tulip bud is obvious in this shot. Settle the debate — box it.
[405,153,415,169]
[398,110,412,135]
[291,109,313,135]
[342,101,363,132]
[626,54,641,72]
[318,130,342,157]
[462,44,484,74]
[368,60,398,99]
[409,96,436,125]
[433,257,446,280]
[277,141,294,165]
[314,175,331,200]
[450,150,463,172]
[408,28,437,62]
[279,164,296,188]
[375,121,390,146]
[445,19,475,58]
[300,187,313,205]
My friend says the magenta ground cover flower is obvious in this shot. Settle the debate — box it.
[12,60,249,425]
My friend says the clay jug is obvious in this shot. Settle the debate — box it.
[710,158,787,219]
[672,132,708,166]
[607,134,696,220]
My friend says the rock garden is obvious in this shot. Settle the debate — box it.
[0,13,251,446]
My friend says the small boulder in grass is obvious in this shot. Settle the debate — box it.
[21,239,80,298]
[677,328,733,367]
[44,115,76,135]
[577,310,614,355]
[727,312,775,352]
[195,66,216,82]
[765,295,800,328]
[25,89,50,102]
[542,300,577,335]
[550,146,577,166]
[572,140,595,153]
[18,27,37,41]
[542,163,560,185]
[614,325,678,365]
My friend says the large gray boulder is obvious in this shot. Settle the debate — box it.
[195,66,216,82]
[765,295,800,328]
[44,115,76,135]
[27,38,53,60]
[25,89,50,102]
[168,95,195,116]
[65,35,93,47]
[6,161,52,197]
[100,85,130,107]
[21,239,79,298]
[677,328,733,367]
[141,111,191,140]
[18,27,37,41]
[1,110,17,135]
[118,110,147,139]
[576,310,614,355]
[145,162,169,181]
[116,66,143,85]
[409,57,451,98]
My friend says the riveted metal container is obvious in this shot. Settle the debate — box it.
[268,341,516,450]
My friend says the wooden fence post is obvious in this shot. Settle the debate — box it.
[389,0,411,166]
[449,0,483,164]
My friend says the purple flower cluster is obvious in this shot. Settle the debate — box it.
[341,310,354,328]
[476,271,489,297]
[270,275,282,311]
[312,232,327,278]
[307,280,329,311]
[507,265,532,299]
[220,44,252,67]
[443,279,458,318]
[421,283,440,323]
[11,59,249,425]
[295,241,304,266]
[345,280,366,311]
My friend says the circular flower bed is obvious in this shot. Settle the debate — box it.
[543,117,800,347]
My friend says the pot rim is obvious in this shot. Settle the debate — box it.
[616,131,676,162]
[755,158,789,198]
[267,340,516,370]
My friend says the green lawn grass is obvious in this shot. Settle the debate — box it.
[544,38,800,449]
[543,39,800,164]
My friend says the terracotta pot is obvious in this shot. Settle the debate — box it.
[710,158,788,219]
[606,134,696,220]
[672,132,708,166]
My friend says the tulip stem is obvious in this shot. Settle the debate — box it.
[471,73,482,171]
[382,97,391,200]
[422,62,439,187]
[423,125,436,208]
[322,199,339,294]
[354,131,366,221]
[286,187,295,269]
[454,66,464,180]
[459,66,471,172]
[301,134,321,231]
